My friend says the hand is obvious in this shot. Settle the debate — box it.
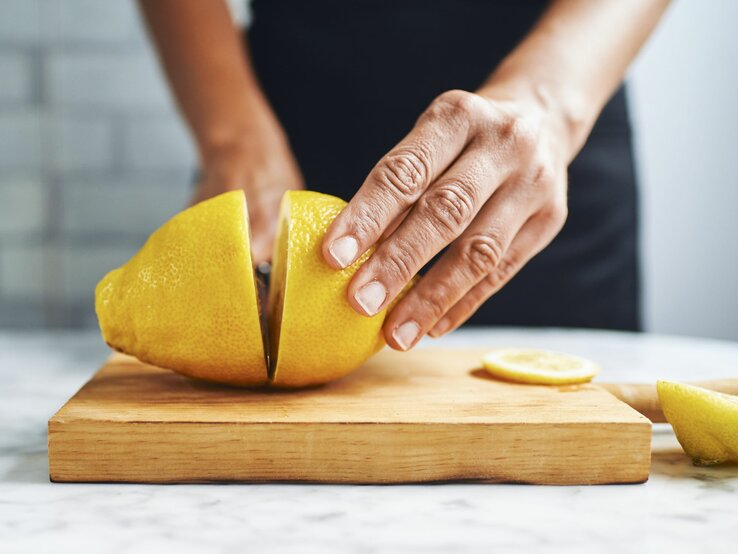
[321,89,570,350]
[193,136,303,265]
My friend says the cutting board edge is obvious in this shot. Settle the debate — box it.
[48,418,652,486]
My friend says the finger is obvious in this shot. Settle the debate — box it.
[347,148,507,317]
[246,191,283,265]
[380,181,543,349]
[429,210,565,337]
[322,92,483,269]
[249,221,274,265]
[380,208,410,241]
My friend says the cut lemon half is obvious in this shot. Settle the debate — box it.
[268,190,389,388]
[657,380,738,466]
[481,348,601,385]
[95,190,268,387]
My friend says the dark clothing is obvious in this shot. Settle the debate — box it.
[248,0,641,331]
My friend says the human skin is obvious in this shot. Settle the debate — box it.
[138,0,303,265]
[140,0,669,349]
[321,0,670,350]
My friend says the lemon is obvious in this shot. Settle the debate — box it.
[268,190,389,387]
[95,191,269,386]
[96,189,403,388]
[657,381,738,466]
[481,348,601,385]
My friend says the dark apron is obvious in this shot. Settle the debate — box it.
[249,0,641,331]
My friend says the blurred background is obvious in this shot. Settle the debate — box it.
[0,0,736,339]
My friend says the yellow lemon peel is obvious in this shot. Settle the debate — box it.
[657,380,738,466]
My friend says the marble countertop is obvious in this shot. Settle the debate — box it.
[1,328,737,553]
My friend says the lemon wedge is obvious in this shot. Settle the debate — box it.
[657,380,738,466]
[481,348,601,385]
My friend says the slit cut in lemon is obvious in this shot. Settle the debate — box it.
[481,348,601,385]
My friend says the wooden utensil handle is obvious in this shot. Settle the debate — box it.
[599,379,738,423]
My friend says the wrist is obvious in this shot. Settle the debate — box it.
[199,127,287,167]
[477,78,596,162]
[196,99,290,167]
[193,122,303,204]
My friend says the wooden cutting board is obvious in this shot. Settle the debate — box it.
[48,348,651,485]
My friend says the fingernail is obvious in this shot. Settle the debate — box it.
[393,321,421,351]
[354,280,387,316]
[430,317,451,338]
[329,236,359,268]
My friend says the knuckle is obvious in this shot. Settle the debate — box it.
[415,282,452,320]
[352,203,385,238]
[420,182,477,233]
[534,166,568,227]
[524,159,556,193]
[382,238,419,283]
[541,198,569,230]
[483,256,518,293]
[427,90,484,122]
[532,158,553,184]
[376,147,431,198]
[495,112,537,154]
[513,120,537,153]
[460,231,506,277]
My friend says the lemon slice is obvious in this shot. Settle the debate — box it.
[481,348,601,385]
[657,381,738,466]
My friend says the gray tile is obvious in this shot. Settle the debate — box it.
[0,178,47,238]
[123,115,196,169]
[0,0,41,44]
[59,240,139,303]
[0,299,47,328]
[0,52,33,104]
[0,242,47,300]
[59,177,191,239]
[47,51,172,111]
[50,115,113,172]
[0,110,42,169]
[45,0,141,45]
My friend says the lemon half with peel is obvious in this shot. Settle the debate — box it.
[96,190,405,388]
[268,191,387,387]
[95,190,268,386]
[481,348,601,385]
[657,381,738,466]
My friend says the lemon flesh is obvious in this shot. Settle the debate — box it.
[657,381,738,466]
[268,190,388,388]
[95,191,269,386]
[481,348,601,385]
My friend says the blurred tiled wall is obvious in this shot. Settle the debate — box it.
[0,0,197,328]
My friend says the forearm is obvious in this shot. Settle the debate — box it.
[138,0,284,161]
[479,0,670,160]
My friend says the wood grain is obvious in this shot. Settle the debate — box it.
[48,348,651,485]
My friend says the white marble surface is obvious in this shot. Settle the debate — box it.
[1,328,737,553]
